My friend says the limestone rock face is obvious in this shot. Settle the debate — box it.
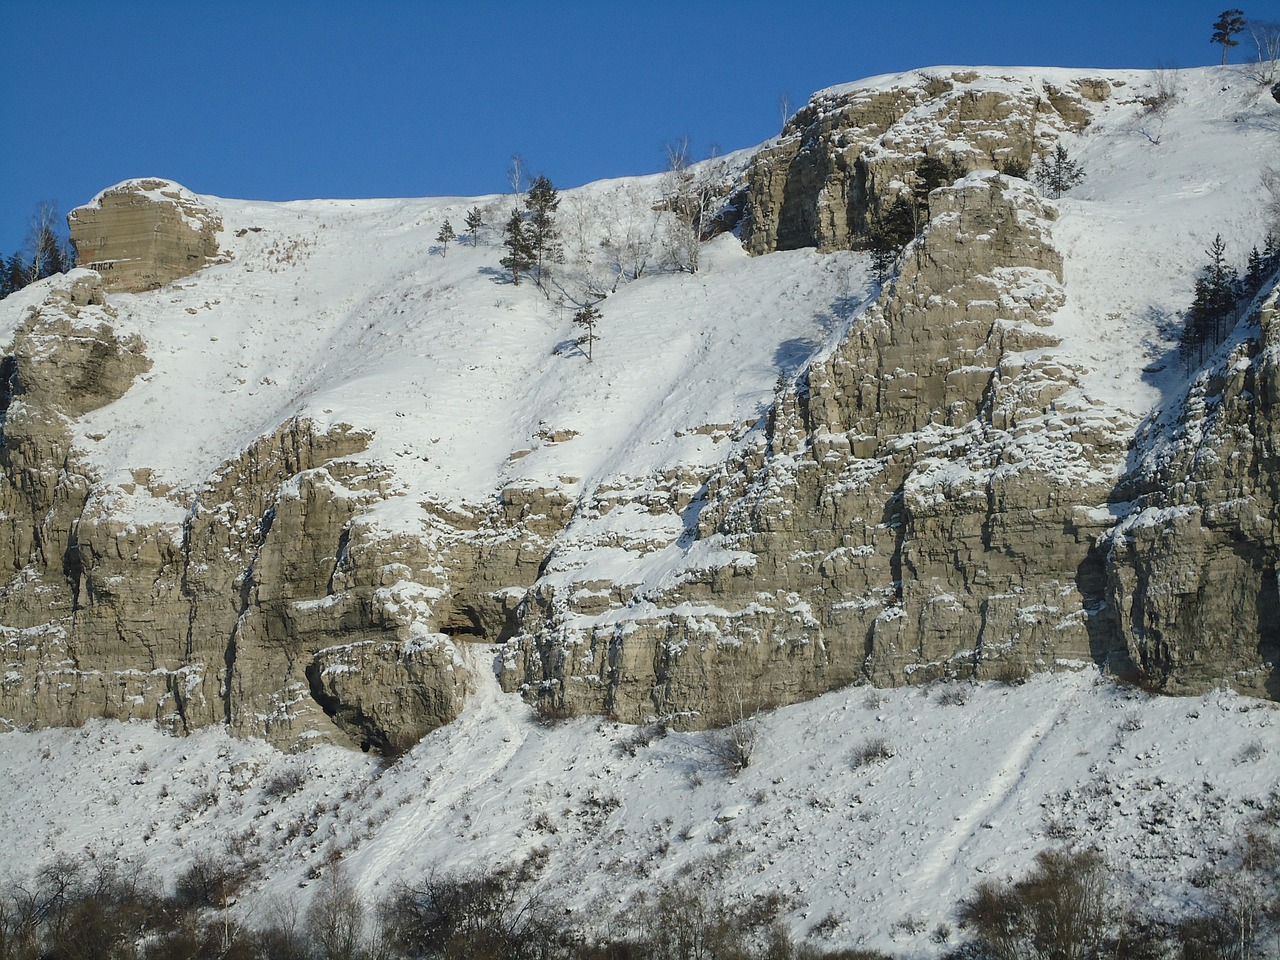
[508,174,1132,725]
[69,179,225,292]
[1101,288,1280,699]
[741,72,1107,255]
[0,276,487,750]
[2,69,1277,754]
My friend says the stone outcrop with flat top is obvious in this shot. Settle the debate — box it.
[69,179,225,292]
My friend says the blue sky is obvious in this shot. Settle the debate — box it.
[1,1,1272,256]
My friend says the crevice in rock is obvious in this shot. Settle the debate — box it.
[166,672,191,735]
[0,355,17,442]
[439,600,487,641]
[326,525,349,594]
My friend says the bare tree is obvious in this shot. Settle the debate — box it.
[1135,66,1179,144]
[1247,20,1280,83]
[778,92,793,134]
[662,138,723,274]
[305,864,365,960]
[507,154,526,200]
[24,202,71,282]
[1264,167,1280,234]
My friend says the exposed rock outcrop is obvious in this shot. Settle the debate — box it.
[1101,287,1280,699]
[69,179,225,293]
[741,71,1109,255]
[509,173,1132,725]
[2,68,1276,754]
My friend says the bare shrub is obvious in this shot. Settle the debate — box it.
[959,848,1111,960]
[1236,740,1267,764]
[709,716,758,774]
[994,660,1031,686]
[173,852,251,909]
[380,865,556,960]
[614,720,668,758]
[264,765,306,800]
[851,738,895,769]
[532,697,577,727]
[936,682,971,706]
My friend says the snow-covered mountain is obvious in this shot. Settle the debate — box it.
[1,63,1279,956]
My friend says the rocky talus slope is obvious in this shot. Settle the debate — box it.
[0,67,1276,751]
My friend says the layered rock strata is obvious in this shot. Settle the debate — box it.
[2,72,1277,752]
[741,71,1111,255]
[1101,288,1280,699]
[509,173,1134,725]
[69,179,226,293]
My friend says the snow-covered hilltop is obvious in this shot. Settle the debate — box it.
[0,65,1277,756]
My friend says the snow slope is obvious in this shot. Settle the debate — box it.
[1,668,1275,955]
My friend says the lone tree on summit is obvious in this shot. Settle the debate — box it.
[1213,9,1246,64]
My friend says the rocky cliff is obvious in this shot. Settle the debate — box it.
[69,179,226,293]
[511,171,1136,723]
[1,66,1277,751]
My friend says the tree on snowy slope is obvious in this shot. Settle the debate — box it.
[1035,145,1086,199]
[1180,234,1241,367]
[524,175,563,294]
[663,137,721,274]
[464,206,483,247]
[1213,9,1247,64]
[0,203,74,300]
[573,301,602,362]
[1247,19,1280,82]
[500,210,534,285]
[436,219,456,256]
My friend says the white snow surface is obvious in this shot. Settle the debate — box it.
[2,63,1280,953]
[1,665,1276,955]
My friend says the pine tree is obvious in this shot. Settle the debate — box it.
[864,195,918,283]
[499,210,534,285]
[524,176,563,293]
[0,253,18,300]
[912,154,965,224]
[1245,246,1267,293]
[1181,234,1242,366]
[464,207,483,247]
[435,219,456,256]
[1034,145,1086,199]
[1212,9,1247,64]
[1205,234,1240,341]
[573,302,602,362]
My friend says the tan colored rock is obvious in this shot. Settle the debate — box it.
[69,179,225,292]
[1102,289,1280,698]
[508,174,1130,726]
[741,76,1095,256]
